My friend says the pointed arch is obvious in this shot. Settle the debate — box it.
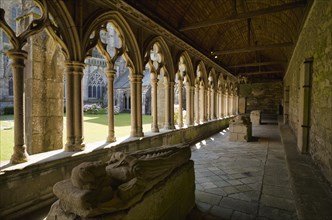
[41,0,81,61]
[208,68,217,89]
[196,61,207,88]
[83,11,142,75]
[176,51,195,86]
[143,36,175,82]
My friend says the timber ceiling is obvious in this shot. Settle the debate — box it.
[124,0,312,82]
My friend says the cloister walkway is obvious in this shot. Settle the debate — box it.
[189,118,332,220]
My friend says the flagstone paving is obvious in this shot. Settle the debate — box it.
[190,123,298,220]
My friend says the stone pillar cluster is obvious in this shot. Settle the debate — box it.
[64,62,85,151]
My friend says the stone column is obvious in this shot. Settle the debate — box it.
[202,86,207,122]
[220,92,223,118]
[164,79,174,129]
[214,90,219,118]
[224,94,228,117]
[106,68,116,142]
[150,73,159,132]
[212,89,216,119]
[136,74,144,135]
[195,84,200,124]
[169,81,175,129]
[129,74,144,137]
[7,50,28,164]
[178,79,183,128]
[207,88,211,120]
[235,95,239,115]
[185,83,191,126]
[64,61,85,151]
[190,86,195,125]
[231,95,233,115]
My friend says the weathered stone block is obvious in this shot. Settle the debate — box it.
[229,133,238,141]
[229,115,252,142]
[250,110,261,125]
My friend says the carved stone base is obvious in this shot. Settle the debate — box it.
[107,136,117,143]
[46,161,195,220]
[64,142,85,151]
[10,145,28,164]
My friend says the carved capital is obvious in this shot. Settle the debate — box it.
[106,68,116,79]
[129,74,143,82]
[5,49,28,68]
[65,61,85,75]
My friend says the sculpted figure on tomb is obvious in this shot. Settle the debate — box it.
[47,145,191,219]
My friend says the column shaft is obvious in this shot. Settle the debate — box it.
[169,82,175,129]
[185,84,190,126]
[129,74,144,137]
[151,73,159,132]
[195,84,200,124]
[106,69,116,142]
[178,80,183,127]
[7,50,28,164]
[65,62,85,151]
[207,88,211,120]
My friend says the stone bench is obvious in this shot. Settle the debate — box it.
[46,145,195,220]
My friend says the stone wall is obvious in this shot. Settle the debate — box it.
[0,117,231,219]
[283,1,332,184]
[24,29,65,154]
[239,82,283,114]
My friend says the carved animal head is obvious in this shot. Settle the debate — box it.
[71,161,107,190]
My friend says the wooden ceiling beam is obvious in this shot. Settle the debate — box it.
[238,70,283,76]
[180,1,306,31]
[212,42,293,55]
[230,61,287,68]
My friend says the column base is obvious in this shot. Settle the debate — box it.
[65,142,85,152]
[107,136,117,143]
[151,127,159,132]
[10,145,28,164]
[130,131,144,137]
[165,125,176,130]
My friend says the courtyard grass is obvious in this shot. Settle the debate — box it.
[0,113,152,162]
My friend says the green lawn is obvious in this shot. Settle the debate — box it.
[0,114,14,163]
[0,113,151,161]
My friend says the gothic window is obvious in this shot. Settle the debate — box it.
[88,70,105,99]
[8,76,13,96]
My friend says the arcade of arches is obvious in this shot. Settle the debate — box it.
[0,0,331,219]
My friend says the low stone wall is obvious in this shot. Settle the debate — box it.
[0,117,231,219]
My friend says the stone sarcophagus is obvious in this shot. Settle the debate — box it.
[46,145,195,220]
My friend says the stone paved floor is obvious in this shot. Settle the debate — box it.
[190,123,298,220]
